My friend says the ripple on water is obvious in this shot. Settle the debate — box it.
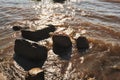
[0,0,120,80]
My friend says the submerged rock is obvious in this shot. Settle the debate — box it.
[21,24,56,42]
[53,0,66,3]
[12,26,29,31]
[111,63,120,70]
[76,36,89,53]
[52,35,72,60]
[26,68,44,80]
[14,39,48,62]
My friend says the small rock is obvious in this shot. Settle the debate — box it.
[87,77,96,80]
[12,26,22,31]
[52,34,72,60]
[21,24,56,42]
[28,68,43,76]
[111,63,120,70]
[76,36,89,53]
[80,57,84,63]
[12,26,29,31]
[26,68,44,80]
[53,0,66,3]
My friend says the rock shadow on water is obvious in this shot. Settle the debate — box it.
[53,47,72,60]
[13,54,44,71]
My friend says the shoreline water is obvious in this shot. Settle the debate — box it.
[0,0,120,80]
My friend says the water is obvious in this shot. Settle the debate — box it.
[0,0,120,80]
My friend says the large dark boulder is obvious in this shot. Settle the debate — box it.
[14,39,48,70]
[14,39,48,62]
[53,0,66,3]
[76,36,89,53]
[12,26,29,31]
[21,24,56,42]
[52,35,72,60]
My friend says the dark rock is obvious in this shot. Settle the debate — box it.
[21,24,56,42]
[26,68,45,80]
[14,39,48,62]
[76,36,89,53]
[36,0,41,1]
[12,26,29,31]
[33,0,41,1]
[52,35,72,60]
[53,0,66,3]
[12,26,22,31]
[14,39,48,70]
[14,54,45,71]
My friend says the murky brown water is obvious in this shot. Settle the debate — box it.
[0,0,120,80]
